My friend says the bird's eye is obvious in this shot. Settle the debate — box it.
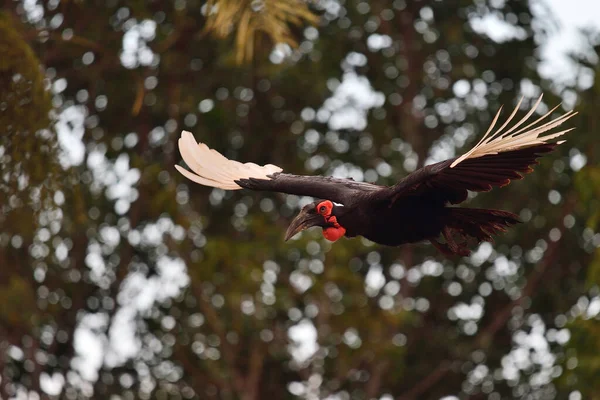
[319,206,327,214]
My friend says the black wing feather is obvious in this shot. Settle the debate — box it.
[236,173,384,205]
[382,143,557,206]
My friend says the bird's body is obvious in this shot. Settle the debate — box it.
[335,199,447,246]
[175,95,576,256]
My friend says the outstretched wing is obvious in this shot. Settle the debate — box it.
[175,131,383,205]
[384,95,576,205]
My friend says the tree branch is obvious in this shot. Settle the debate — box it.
[397,360,453,400]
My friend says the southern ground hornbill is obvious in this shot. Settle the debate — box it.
[175,95,576,256]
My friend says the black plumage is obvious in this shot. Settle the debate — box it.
[175,96,576,256]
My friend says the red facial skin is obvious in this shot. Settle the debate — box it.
[316,200,346,242]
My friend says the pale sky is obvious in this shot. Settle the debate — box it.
[534,0,600,87]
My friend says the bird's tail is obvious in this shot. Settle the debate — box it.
[445,208,521,244]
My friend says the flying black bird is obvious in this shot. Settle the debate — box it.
[175,95,576,256]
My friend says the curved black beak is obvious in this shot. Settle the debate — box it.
[285,209,322,241]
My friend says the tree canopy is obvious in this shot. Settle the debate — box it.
[1,0,599,399]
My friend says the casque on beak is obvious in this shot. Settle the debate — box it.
[284,208,323,241]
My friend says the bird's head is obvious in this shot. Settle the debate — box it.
[285,200,346,242]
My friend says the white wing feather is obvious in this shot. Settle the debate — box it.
[450,95,577,168]
[175,131,283,190]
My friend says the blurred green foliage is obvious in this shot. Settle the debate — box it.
[0,14,58,221]
[0,1,599,399]
[203,0,319,64]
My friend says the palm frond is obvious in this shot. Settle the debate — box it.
[204,0,319,64]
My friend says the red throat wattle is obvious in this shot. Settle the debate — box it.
[323,225,346,241]
[316,201,346,242]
